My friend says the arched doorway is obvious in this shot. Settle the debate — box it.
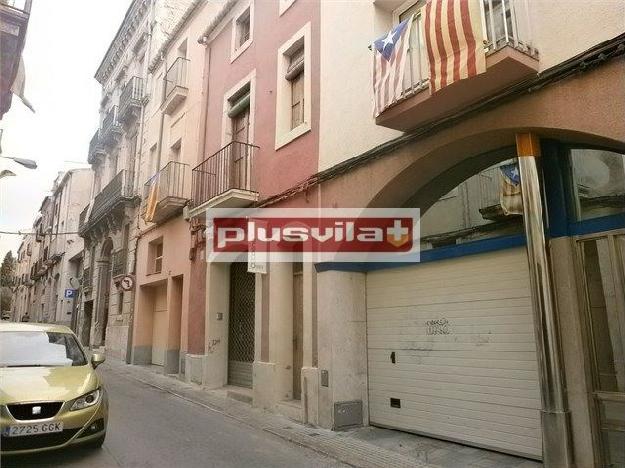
[94,238,113,347]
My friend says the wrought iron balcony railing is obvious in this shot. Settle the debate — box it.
[79,204,89,230]
[88,129,105,164]
[111,248,127,277]
[82,266,92,290]
[164,57,189,102]
[386,0,535,104]
[80,170,135,233]
[119,76,144,122]
[101,105,122,144]
[142,161,189,223]
[191,141,258,208]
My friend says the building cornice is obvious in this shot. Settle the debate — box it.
[148,0,206,73]
[94,0,150,85]
[197,0,237,45]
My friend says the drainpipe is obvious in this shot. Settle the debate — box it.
[156,54,167,171]
[126,0,157,365]
[197,45,211,168]
[516,133,573,467]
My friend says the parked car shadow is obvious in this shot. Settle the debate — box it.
[1,445,110,467]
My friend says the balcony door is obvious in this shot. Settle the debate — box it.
[578,232,625,467]
[230,102,251,192]
[398,1,428,92]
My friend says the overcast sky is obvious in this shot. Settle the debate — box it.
[0,0,131,260]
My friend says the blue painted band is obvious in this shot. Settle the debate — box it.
[566,213,625,237]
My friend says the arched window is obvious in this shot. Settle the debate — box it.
[420,157,523,250]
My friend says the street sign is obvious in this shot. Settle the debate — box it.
[120,275,135,292]
[64,289,77,298]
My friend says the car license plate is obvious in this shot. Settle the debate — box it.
[2,421,63,437]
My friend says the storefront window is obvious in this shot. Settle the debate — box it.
[420,158,523,250]
[570,149,625,221]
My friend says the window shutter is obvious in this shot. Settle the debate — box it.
[227,91,251,118]
[285,48,304,81]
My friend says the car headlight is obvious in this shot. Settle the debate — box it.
[70,388,101,411]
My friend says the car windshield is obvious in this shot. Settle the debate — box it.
[0,331,87,367]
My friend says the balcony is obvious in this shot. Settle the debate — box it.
[101,105,122,146]
[191,141,258,212]
[375,0,539,131]
[88,129,106,164]
[119,76,143,123]
[0,0,31,119]
[111,248,127,278]
[79,204,89,231]
[162,57,188,115]
[142,161,189,224]
[79,170,135,235]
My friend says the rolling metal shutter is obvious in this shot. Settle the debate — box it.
[366,248,542,459]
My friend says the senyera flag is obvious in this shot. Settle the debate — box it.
[423,0,486,92]
[372,15,414,117]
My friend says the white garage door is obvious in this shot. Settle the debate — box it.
[366,247,542,459]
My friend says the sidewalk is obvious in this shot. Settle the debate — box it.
[103,361,540,468]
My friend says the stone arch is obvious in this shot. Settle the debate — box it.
[99,237,114,262]
[366,128,625,213]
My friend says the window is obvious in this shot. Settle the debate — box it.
[398,1,429,90]
[222,72,255,147]
[288,47,305,130]
[170,139,182,162]
[231,2,253,62]
[0,331,87,367]
[149,238,164,274]
[568,148,625,221]
[275,23,311,149]
[228,84,251,143]
[236,11,250,47]
[154,242,163,273]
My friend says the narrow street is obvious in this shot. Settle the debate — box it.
[3,365,346,468]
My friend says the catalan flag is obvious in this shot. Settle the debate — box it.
[423,0,486,92]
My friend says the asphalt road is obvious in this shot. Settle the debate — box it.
[2,365,345,468]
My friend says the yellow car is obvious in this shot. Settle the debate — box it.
[0,323,108,455]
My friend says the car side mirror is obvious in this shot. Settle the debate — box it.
[91,353,105,369]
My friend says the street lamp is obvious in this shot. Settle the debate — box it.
[0,155,37,170]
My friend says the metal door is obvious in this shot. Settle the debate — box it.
[228,262,255,388]
[366,248,542,458]
[293,264,304,399]
[578,232,625,467]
